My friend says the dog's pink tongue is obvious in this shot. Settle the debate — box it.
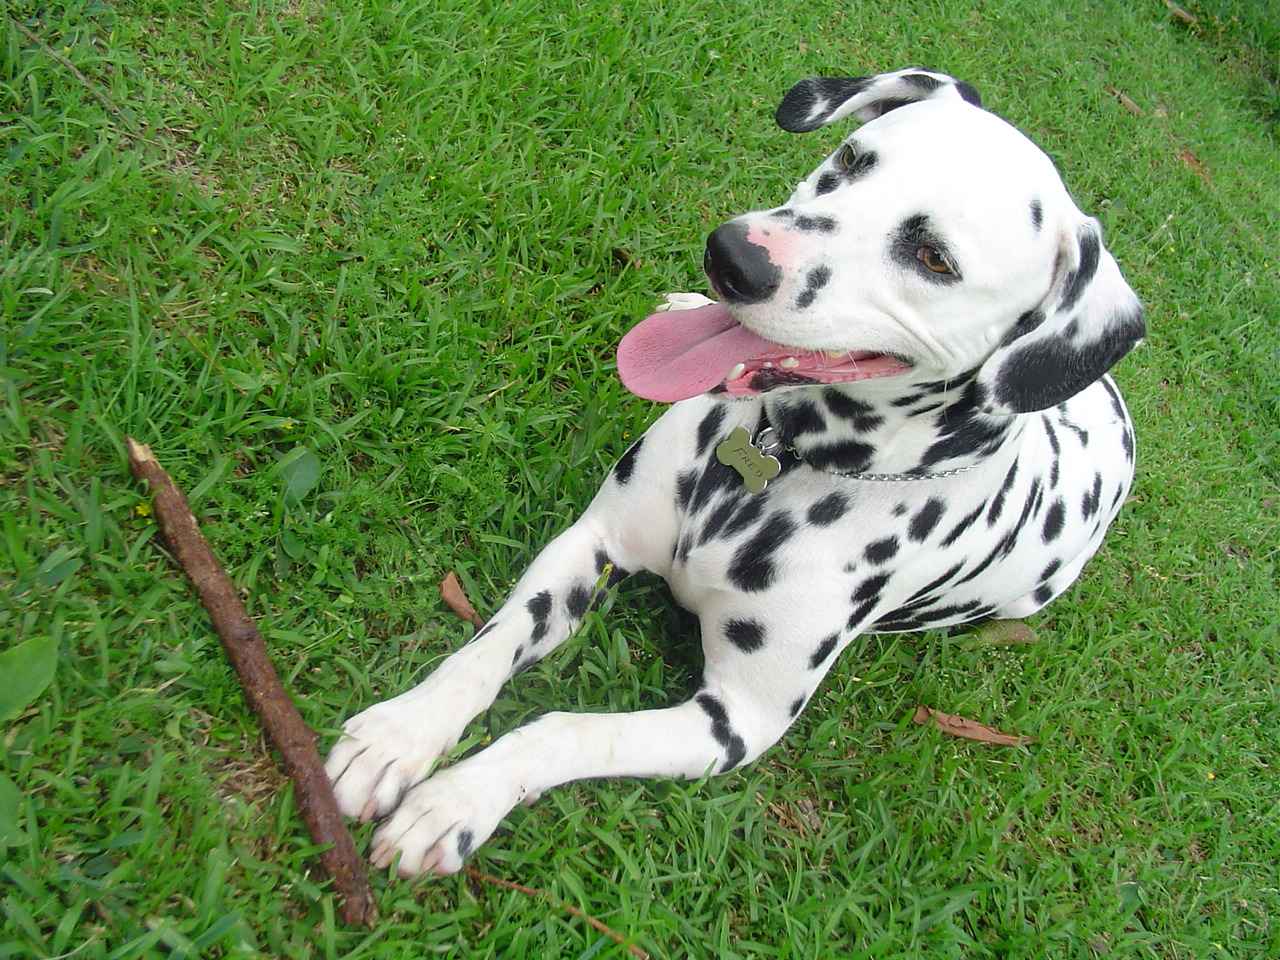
[617,302,779,402]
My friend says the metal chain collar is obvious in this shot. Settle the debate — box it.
[754,426,978,482]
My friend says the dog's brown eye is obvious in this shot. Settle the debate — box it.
[916,245,952,274]
[836,144,857,171]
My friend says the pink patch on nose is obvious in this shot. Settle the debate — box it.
[745,221,801,268]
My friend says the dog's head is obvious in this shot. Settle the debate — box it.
[619,68,1144,414]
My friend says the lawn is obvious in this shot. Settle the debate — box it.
[2,0,1277,956]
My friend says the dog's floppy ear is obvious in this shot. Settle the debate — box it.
[776,67,982,133]
[976,217,1145,415]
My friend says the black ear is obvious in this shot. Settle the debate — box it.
[977,219,1145,414]
[776,67,982,133]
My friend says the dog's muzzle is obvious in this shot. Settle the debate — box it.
[704,221,781,305]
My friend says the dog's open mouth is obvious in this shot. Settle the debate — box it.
[616,302,912,402]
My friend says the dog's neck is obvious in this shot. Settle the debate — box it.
[761,369,1020,477]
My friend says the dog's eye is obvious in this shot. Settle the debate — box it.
[836,144,857,171]
[916,245,953,274]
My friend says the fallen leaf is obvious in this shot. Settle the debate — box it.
[1177,148,1211,184]
[973,619,1038,645]
[440,572,485,627]
[912,705,1034,747]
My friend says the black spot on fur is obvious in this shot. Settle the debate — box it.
[891,393,924,408]
[789,697,805,718]
[816,172,840,196]
[566,582,593,619]
[725,618,766,653]
[796,266,831,309]
[893,503,908,517]
[690,452,741,514]
[1033,584,1053,605]
[806,439,874,473]
[594,549,628,587]
[728,511,797,592]
[1000,309,1046,348]
[902,72,944,92]
[699,496,739,546]
[1060,228,1101,314]
[724,495,767,538]
[824,389,884,432]
[955,80,982,106]
[1040,559,1062,582]
[527,591,552,638]
[777,399,827,440]
[1082,472,1104,521]
[807,492,850,527]
[1121,427,1134,463]
[511,645,523,665]
[810,633,839,668]
[614,438,643,484]
[794,215,837,233]
[853,572,891,604]
[1042,498,1066,543]
[696,693,747,771]
[940,502,986,548]
[847,597,879,630]
[1042,416,1061,456]
[987,461,1019,526]
[1099,375,1127,422]
[871,97,913,116]
[908,498,946,542]
[909,402,944,418]
[696,405,727,456]
[918,378,1008,469]
[676,470,697,510]
[1030,198,1043,232]
[884,562,966,619]
[865,535,899,564]
[456,830,474,858]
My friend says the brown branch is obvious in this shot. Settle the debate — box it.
[126,438,376,926]
[464,867,649,960]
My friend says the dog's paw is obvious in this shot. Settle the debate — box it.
[368,762,518,877]
[655,292,714,313]
[325,701,460,822]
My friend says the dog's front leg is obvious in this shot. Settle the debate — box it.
[326,390,704,822]
[325,515,640,821]
[367,672,807,876]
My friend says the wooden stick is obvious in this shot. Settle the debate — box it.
[464,867,649,960]
[126,438,376,926]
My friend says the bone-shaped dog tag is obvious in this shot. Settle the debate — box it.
[716,427,781,494]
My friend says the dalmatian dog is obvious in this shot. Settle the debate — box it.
[325,68,1144,876]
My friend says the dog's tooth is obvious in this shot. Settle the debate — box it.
[779,356,800,369]
[826,350,846,361]
[763,361,774,368]
[728,362,746,380]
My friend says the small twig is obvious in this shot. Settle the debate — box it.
[8,17,139,132]
[464,867,649,960]
[126,438,376,926]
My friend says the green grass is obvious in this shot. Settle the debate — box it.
[2,0,1278,956]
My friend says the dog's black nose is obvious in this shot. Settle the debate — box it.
[704,221,781,305]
